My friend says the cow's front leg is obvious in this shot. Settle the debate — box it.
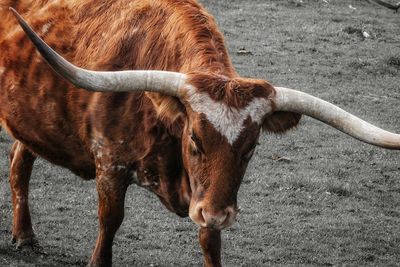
[89,166,129,267]
[199,228,222,267]
[9,141,37,248]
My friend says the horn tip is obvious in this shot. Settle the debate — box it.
[9,7,23,23]
[9,7,17,14]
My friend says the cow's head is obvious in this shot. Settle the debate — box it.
[178,74,300,229]
[13,9,400,230]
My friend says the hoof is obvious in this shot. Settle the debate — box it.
[12,235,38,250]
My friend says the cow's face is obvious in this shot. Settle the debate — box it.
[180,76,275,230]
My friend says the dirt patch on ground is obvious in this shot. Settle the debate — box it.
[1,0,400,266]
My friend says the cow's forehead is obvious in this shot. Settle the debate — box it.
[185,86,271,145]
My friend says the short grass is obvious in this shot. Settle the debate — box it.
[1,0,400,266]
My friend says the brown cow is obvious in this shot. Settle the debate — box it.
[1,0,399,266]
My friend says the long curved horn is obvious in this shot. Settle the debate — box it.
[274,87,400,149]
[368,0,400,11]
[10,8,187,97]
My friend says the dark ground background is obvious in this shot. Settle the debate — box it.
[1,0,400,266]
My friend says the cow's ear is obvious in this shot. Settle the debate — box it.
[146,93,186,137]
[262,111,301,133]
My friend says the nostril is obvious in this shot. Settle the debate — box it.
[224,211,231,222]
[201,208,208,223]
[197,207,205,224]
[220,212,228,225]
[222,206,237,226]
[225,206,236,217]
[190,204,207,227]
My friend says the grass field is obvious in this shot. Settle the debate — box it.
[1,0,400,266]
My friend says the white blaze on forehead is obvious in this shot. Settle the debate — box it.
[186,86,272,145]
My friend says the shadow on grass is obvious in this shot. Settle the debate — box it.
[0,243,86,267]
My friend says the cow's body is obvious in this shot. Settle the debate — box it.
[2,0,399,266]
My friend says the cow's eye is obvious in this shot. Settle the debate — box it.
[190,137,199,155]
[190,132,203,155]
[243,144,257,161]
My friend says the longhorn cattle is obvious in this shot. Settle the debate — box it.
[1,0,400,266]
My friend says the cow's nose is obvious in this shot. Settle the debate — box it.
[189,203,237,230]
